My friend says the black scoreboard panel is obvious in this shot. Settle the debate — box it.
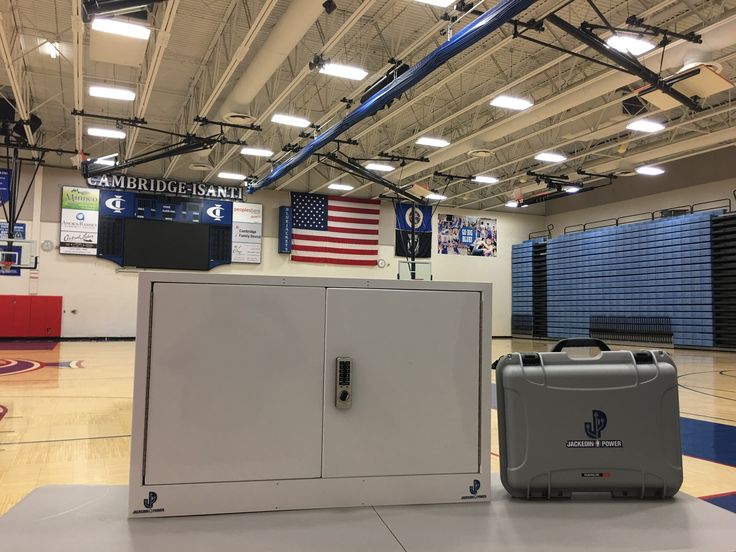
[123,218,210,270]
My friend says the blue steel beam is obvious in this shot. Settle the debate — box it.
[248,0,539,193]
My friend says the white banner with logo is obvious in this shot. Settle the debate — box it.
[60,186,100,255]
[231,203,262,263]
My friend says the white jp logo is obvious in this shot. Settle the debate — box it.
[105,195,126,214]
[206,204,225,221]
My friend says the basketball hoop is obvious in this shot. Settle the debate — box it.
[0,261,14,274]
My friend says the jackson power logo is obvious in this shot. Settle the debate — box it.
[461,479,487,500]
[132,491,165,514]
[567,409,623,449]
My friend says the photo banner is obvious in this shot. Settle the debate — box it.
[231,203,263,263]
[60,186,100,255]
[437,214,497,257]
[394,203,432,258]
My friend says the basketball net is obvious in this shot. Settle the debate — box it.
[0,261,13,274]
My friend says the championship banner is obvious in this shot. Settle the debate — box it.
[394,203,432,258]
[437,214,497,257]
[60,186,100,255]
[0,168,10,207]
[231,203,263,264]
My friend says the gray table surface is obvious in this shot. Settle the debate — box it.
[1,476,734,551]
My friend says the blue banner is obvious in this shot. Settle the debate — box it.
[0,221,26,239]
[278,206,292,253]
[0,168,10,206]
[395,203,431,233]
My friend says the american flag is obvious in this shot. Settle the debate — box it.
[291,192,380,266]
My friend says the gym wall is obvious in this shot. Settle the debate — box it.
[5,166,543,338]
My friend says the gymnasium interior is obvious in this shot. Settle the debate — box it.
[1,0,736,550]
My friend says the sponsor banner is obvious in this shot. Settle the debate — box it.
[395,203,432,259]
[231,203,262,263]
[202,199,233,226]
[87,174,243,201]
[437,214,497,257]
[60,187,99,255]
[278,206,292,254]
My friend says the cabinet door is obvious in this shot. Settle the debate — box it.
[144,283,326,485]
[322,288,481,478]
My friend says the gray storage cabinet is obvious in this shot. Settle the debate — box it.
[129,274,492,517]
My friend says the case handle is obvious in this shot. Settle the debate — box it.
[551,338,611,352]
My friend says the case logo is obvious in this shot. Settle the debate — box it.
[104,195,126,214]
[584,409,607,439]
[566,409,622,449]
[206,203,225,221]
[143,491,157,509]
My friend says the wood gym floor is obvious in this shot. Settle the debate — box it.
[0,338,735,517]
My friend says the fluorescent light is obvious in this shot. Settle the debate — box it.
[328,183,354,191]
[91,18,151,40]
[626,119,665,133]
[365,163,394,172]
[416,136,450,148]
[42,41,59,59]
[87,127,126,139]
[415,0,455,6]
[535,152,567,163]
[636,165,665,176]
[520,203,529,208]
[89,85,136,101]
[93,153,118,166]
[319,63,368,81]
[426,193,447,201]
[490,95,533,110]
[240,147,273,157]
[217,171,246,180]
[271,113,311,128]
[563,185,581,193]
[473,175,499,184]
[606,34,655,56]
[505,200,519,208]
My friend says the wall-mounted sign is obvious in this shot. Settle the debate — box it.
[60,186,100,255]
[231,203,263,264]
[437,214,497,257]
[86,174,243,201]
[0,168,10,206]
[278,206,292,254]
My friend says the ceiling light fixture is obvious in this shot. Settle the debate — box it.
[563,185,581,193]
[473,175,499,184]
[505,200,519,208]
[490,95,533,110]
[319,63,368,81]
[426,192,447,201]
[606,34,655,56]
[42,41,60,59]
[415,0,455,6]
[89,85,136,101]
[87,127,126,139]
[93,153,118,166]
[91,18,151,40]
[217,171,246,180]
[271,113,311,128]
[416,136,450,148]
[535,152,567,163]
[365,162,394,172]
[626,119,665,133]
[240,147,274,157]
[635,165,665,176]
[328,183,354,191]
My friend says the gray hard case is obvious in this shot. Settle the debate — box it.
[496,339,683,499]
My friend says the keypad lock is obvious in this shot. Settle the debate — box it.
[335,357,352,409]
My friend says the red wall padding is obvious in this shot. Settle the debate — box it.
[0,295,62,338]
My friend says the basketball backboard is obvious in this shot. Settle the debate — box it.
[0,239,38,273]
[397,260,432,280]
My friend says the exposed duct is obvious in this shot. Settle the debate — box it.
[384,11,736,183]
[190,0,326,171]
